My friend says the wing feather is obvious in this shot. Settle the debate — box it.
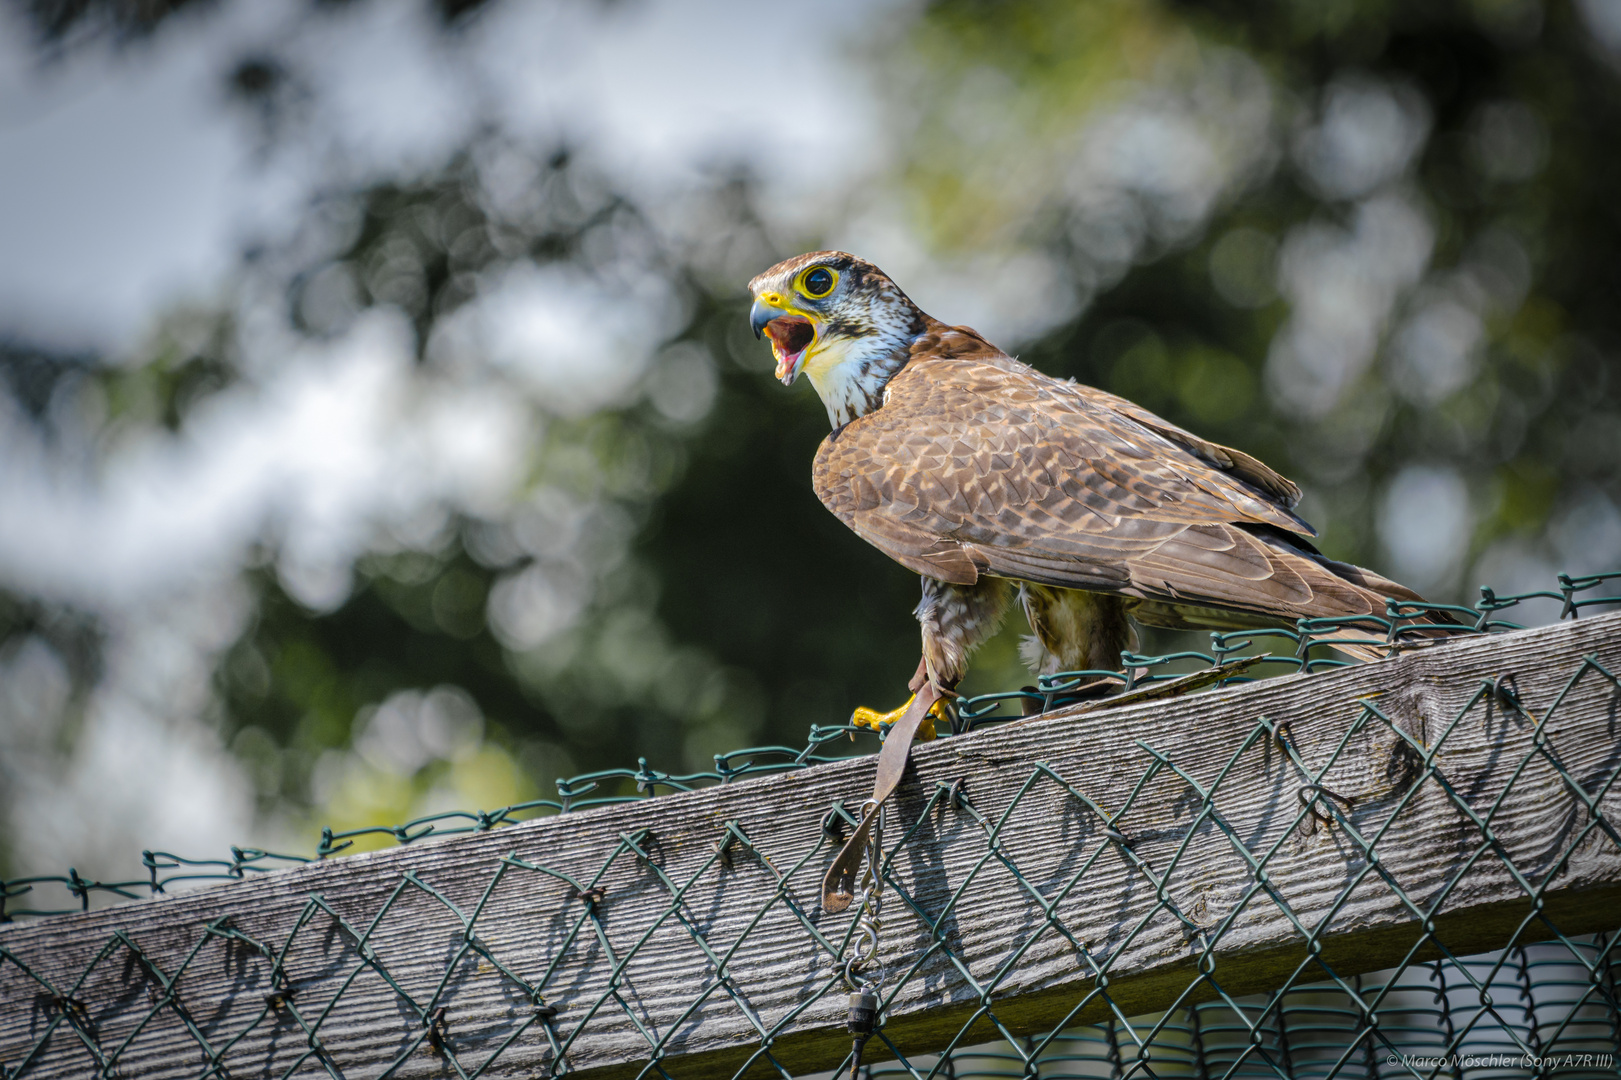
[813,334,1401,625]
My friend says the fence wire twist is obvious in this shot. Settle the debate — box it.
[2,570,1620,1079]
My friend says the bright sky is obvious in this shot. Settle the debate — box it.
[0,0,903,606]
[0,0,892,355]
[0,0,902,878]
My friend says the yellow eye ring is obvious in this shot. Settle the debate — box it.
[797,266,837,299]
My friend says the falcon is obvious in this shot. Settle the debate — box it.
[749,250,1433,735]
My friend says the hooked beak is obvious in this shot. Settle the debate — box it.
[750,297,786,339]
[749,296,816,386]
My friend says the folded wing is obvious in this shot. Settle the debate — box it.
[813,338,1420,641]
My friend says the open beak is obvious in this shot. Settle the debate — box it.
[750,297,816,386]
[749,298,786,339]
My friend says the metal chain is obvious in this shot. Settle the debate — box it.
[841,797,887,1080]
[843,798,885,992]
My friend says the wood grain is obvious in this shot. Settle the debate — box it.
[3,613,1619,1080]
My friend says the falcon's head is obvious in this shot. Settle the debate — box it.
[748,251,925,398]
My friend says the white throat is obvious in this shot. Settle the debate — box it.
[804,337,911,428]
[802,294,920,428]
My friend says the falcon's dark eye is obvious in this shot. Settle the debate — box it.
[800,267,836,298]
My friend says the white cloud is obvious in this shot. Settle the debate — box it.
[294,1,475,179]
[0,0,911,875]
[467,0,893,205]
[1378,464,1473,591]
[437,262,676,418]
[1267,193,1433,416]
[1389,294,1484,406]
[0,0,895,355]
[354,685,484,776]
[0,309,527,609]
[2,587,259,880]
[0,7,258,352]
[1294,75,1430,202]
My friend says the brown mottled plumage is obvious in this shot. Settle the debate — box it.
[748,251,1429,708]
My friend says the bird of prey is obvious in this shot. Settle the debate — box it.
[749,250,1434,734]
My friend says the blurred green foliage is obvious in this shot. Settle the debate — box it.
[3,0,1620,857]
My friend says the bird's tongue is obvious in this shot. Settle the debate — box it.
[764,317,814,384]
[774,350,803,384]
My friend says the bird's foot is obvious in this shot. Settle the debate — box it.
[850,694,949,741]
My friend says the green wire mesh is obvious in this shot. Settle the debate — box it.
[1,569,1619,1080]
[859,939,1621,1079]
[5,570,1617,921]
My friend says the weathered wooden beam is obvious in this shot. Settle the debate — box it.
[3,613,1619,1080]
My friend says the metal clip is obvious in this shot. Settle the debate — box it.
[846,981,879,1079]
[842,799,885,991]
[847,984,878,1035]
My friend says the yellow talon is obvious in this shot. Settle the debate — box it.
[850,694,947,741]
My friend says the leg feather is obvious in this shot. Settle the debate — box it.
[916,576,1014,688]
[1019,584,1134,675]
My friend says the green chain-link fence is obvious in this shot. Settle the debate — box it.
[2,570,1620,1079]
